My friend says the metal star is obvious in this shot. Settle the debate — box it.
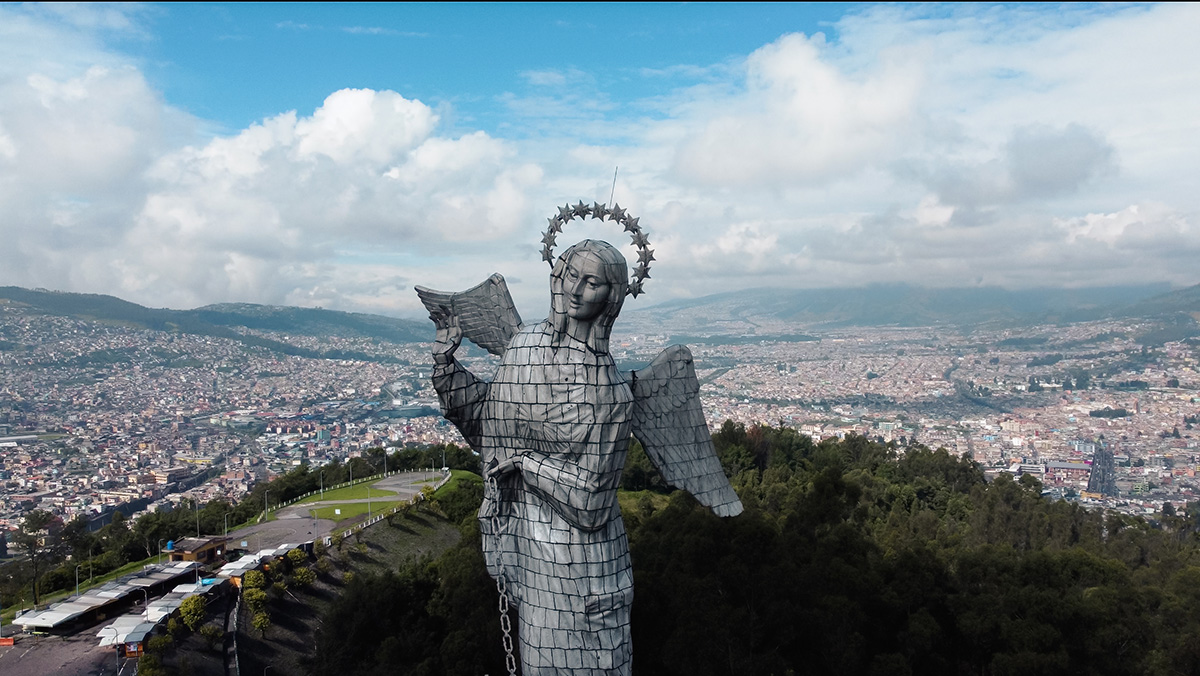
[558,205,573,221]
[542,245,555,263]
[634,263,651,280]
[631,230,649,248]
[622,216,639,233]
[637,248,656,265]
[592,202,610,220]
[628,280,644,297]
[609,204,627,223]
[542,230,557,247]
[572,201,590,219]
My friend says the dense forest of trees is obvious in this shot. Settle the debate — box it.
[0,443,478,610]
[311,424,1200,676]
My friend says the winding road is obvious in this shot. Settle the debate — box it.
[226,470,445,551]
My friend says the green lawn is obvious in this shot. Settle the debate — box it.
[295,480,397,505]
[432,469,480,499]
[308,500,404,521]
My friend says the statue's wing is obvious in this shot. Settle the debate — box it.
[415,273,523,357]
[629,345,743,517]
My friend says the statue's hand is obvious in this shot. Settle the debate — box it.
[488,455,522,479]
[430,304,463,365]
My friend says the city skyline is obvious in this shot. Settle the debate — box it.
[1,3,1198,318]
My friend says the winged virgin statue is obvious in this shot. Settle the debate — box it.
[416,202,742,676]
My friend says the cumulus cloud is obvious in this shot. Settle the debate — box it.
[0,6,545,314]
[670,32,923,187]
[2,3,1200,318]
[122,89,542,310]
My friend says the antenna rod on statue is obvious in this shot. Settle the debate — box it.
[609,166,618,205]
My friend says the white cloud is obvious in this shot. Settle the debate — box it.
[671,32,924,187]
[2,4,1199,318]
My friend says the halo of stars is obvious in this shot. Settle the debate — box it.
[541,200,655,298]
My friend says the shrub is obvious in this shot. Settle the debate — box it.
[244,587,268,614]
[252,611,271,638]
[242,569,267,590]
[179,594,207,632]
[199,624,223,651]
[287,548,307,566]
[146,634,174,654]
[294,566,316,587]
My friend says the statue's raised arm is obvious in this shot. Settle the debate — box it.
[630,345,744,517]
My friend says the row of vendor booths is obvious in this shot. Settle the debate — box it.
[217,541,314,587]
[14,561,208,636]
[92,544,314,659]
[95,578,225,658]
[12,541,314,658]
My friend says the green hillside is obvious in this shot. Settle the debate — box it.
[0,287,429,358]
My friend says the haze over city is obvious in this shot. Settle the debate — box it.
[2,3,1198,317]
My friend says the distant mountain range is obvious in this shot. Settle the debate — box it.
[2,282,1198,349]
[0,287,429,360]
[635,282,1200,330]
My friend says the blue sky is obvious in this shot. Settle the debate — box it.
[126,4,857,136]
[1,3,1198,317]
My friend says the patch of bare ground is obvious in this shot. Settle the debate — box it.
[230,507,462,676]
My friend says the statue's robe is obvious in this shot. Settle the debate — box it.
[434,319,635,676]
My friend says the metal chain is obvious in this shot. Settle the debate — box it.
[488,473,519,676]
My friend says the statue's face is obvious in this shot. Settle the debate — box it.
[562,250,611,321]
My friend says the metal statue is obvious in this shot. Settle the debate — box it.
[417,202,742,676]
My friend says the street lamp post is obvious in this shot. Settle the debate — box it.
[103,625,120,674]
[223,512,232,540]
[195,499,201,537]
[367,485,372,520]
[158,539,167,565]
[320,471,324,497]
[264,490,269,522]
[75,564,82,598]
[141,588,150,619]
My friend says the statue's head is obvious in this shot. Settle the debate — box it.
[550,239,627,353]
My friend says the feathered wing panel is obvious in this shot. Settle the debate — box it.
[415,273,524,357]
[629,345,743,517]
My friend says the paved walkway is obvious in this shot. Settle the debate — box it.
[227,471,443,551]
